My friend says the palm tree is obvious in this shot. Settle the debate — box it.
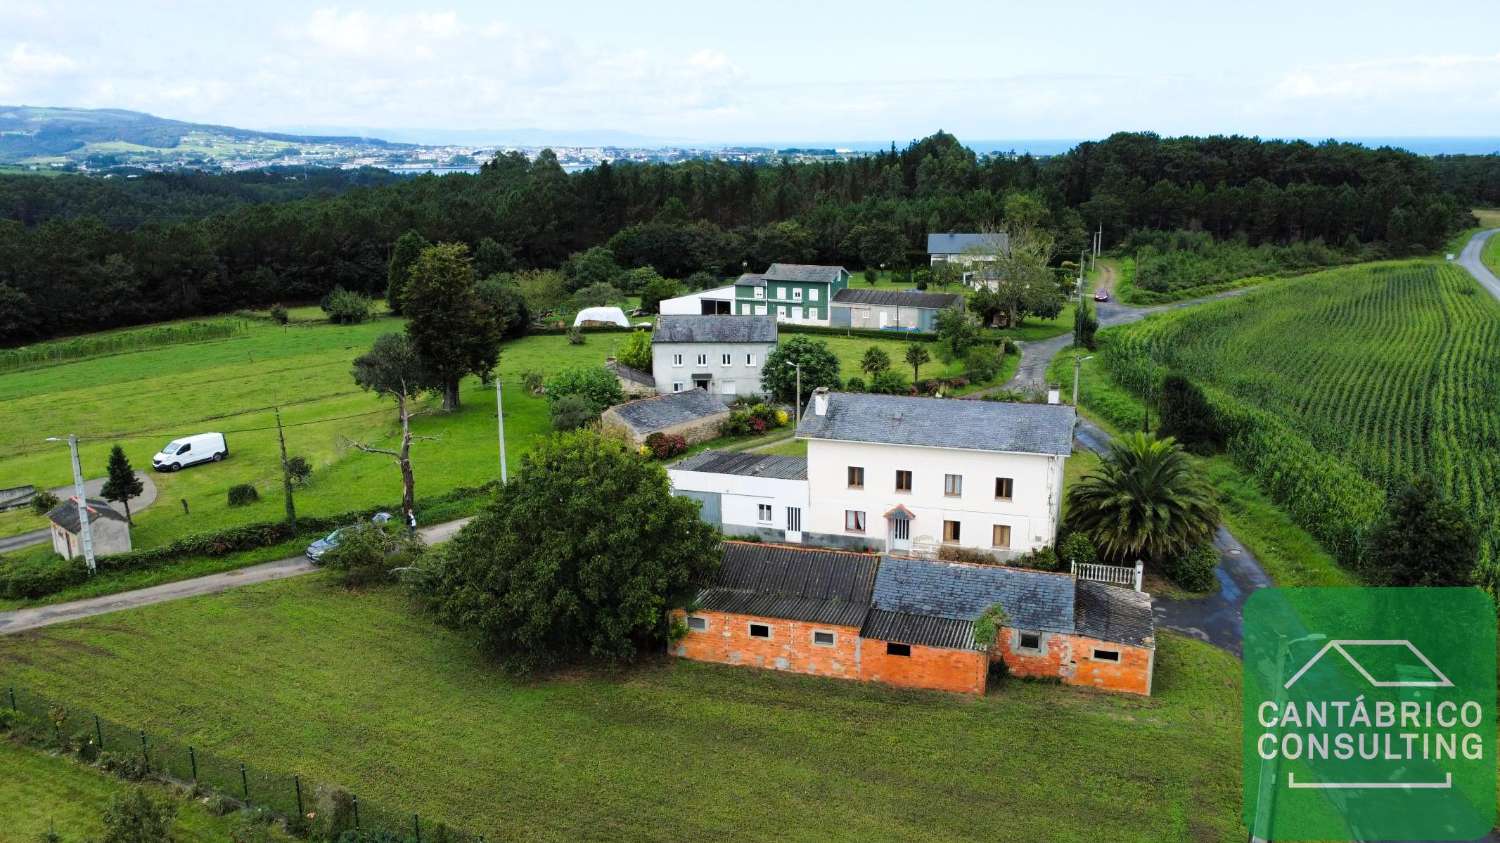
[1065,432,1219,564]
[903,343,931,383]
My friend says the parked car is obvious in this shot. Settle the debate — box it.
[1093,290,1110,302]
[305,512,393,563]
[151,432,228,471]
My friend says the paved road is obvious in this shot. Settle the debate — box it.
[0,517,471,635]
[0,472,159,554]
[1456,228,1500,300]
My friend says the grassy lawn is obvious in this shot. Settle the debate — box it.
[0,739,278,842]
[755,437,808,457]
[0,574,1245,841]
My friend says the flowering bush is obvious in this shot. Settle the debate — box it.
[644,432,687,459]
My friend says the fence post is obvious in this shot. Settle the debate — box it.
[94,714,103,752]
[139,730,150,774]
[240,762,250,801]
[413,814,421,842]
[1133,560,1144,592]
[7,687,14,712]
[294,775,304,817]
[352,795,360,829]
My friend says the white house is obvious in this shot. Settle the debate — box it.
[927,232,1009,267]
[668,450,810,542]
[47,497,132,559]
[795,389,1074,559]
[651,314,777,397]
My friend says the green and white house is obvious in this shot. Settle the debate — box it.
[734,263,850,325]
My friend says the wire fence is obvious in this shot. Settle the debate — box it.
[3,683,485,842]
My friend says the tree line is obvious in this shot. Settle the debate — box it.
[0,131,1476,345]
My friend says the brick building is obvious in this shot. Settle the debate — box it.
[672,542,1156,696]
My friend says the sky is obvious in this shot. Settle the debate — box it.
[1,0,1498,145]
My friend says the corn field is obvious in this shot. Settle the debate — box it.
[0,318,248,374]
[1101,260,1500,590]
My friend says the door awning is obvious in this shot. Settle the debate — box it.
[884,504,915,520]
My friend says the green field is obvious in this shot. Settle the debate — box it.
[1097,260,1500,586]
[0,739,274,842]
[0,573,1245,841]
[1485,229,1500,277]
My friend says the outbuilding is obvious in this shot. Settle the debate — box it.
[47,497,132,560]
[829,288,964,333]
[599,388,730,446]
[572,306,631,328]
[669,450,810,542]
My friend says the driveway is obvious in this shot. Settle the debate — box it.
[1456,228,1500,300]
[0,472,158,554]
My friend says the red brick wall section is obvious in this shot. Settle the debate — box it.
[859,640,988,695]
[672,610,863,680]
[992,628,1153,696]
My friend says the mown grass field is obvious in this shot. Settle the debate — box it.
[0,739,274,842]
[1096,260,1500,586]
[0,574,1245,842]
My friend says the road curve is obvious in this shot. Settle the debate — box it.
[1457,228,1500,300]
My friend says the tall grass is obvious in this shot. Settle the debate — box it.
[0,319,248,373]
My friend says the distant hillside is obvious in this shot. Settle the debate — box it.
[0,105,409,164]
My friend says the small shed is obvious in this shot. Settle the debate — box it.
[600,388,730,446]
[606,358,657,398]
[573,306,631,328]
[47,497,132,560]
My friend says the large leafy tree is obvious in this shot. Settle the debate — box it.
[1363,476,1477,587]
[616,331,652,372]
[475,274,530,340]
[561,246,622,292]
[385,229,429,315]
[979,226,1065,327]
[351,333,436,524]
[934,309,983,359]
[411,431,721,673]
[403,243,502,410]
[100,444,143,524]
[1065,432,1220,565]
[763,336,841,405]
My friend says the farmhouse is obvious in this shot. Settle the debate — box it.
[47,497,131,559]
[829,288,964,333]
[651,314,777,397]
[672,542,1155,696]
[927,232,1008,266]
[599,388,729,446]
[668,450,810,542]
[733,263,850,325]
[796,389,1074,559]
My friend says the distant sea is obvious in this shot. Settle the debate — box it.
[828,137,1500,156]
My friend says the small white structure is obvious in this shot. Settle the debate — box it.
[47,497,132,560]
[659,285,736,316]
[652,314,777,397]
[669,451,810,542]
[573,306,630,328]
[928,232,1009,267]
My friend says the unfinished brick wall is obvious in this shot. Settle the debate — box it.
[672,610,863,679]
[992,628,1153,696]
[859,639,988,695]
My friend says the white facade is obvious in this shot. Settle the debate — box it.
[802,438,1065,558]
[651,341,773,397]
[668,468,810,542]
[659,285,736,316]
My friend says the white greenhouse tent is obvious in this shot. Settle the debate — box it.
[572,306,631,328]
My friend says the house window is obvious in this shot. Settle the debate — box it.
[812,630,836,647]
[847,466,864,488]
[943,520,961,543]
[992,525,1012,549]
[792,288,803,301]
[754,287,764,299]
[1018,632,1041,651]
[722,380,737,395]
[886,642,911,657]
[672,353,683,367]
[754,305,767,316]
[672,382,684,393]
[757,503,772,522]
[845,510,866,533]
[895,470,912,492]
[749,623,771,639]
[746,353,756,366]
[809,288,819,301]
[944,474,963,497]
[1093,648,1120,662]
[775,287,785,300]
[687,616,708,632]
[778,305,787,317]
[995,477,1014,500]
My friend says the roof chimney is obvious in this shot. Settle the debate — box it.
[812,387,830,417]
[1046,388,1061,405]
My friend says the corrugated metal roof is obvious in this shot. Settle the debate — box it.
[698,588,869,627]
[1074,581,1156,648]
[672,450,808,480]
[796,392,1076,456]
[871,556,1076,636]
[692,542,880,626]
[927,232,1009,255]
[653,314,777,344]
[861,608,981,650]
[763,263,848,284]
[831,288,964,309]
[606,389,727,433]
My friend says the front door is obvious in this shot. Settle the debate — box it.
[890,517,911,552]
[785,506,802,544]
[878,310,889,329]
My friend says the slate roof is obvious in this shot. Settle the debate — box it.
[47,497,127,533]
[605,389,727,434]
[606,360,655,387]
[695,542,880,627]
[831,288,964,310]
[796,392,1075,456]
[927,232,1009,255]
[763,263,848,284]
[869,556,1078,637]
[733,273,767,288]
[653,314,777,344]
[672,450,808,480]
[1074,581,1156,648]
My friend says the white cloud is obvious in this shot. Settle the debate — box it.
[1269,53,1500,102]
[6,43,76,75]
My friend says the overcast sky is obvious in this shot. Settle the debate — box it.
[2,0,1497,144]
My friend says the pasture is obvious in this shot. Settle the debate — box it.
[1098,260,1500,587]
[0,573,1245,841]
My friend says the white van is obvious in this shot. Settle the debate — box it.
[152,433,228,471]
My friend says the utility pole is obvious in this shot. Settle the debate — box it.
[274,406,296,531]
[788,361,802,429]
[48,435,96,574]
[495,377,508,484]
[1071,355,1094,407]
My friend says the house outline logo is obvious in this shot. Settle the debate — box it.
[1283,639,1454,691]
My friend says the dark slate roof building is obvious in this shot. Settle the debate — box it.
[831,288,964,310]
[733,272,767,288]
[653,314,777,344]
[47,497,127,533]
[796,391,1076,456]
[927,232,1009,255]
[606,360,655,388]
[605,389,727,435]
[1073,581,1156,647]
[763,263,849,284]
[864,556,1077,649]
[672,450,808,480]
[696,542,880,627]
